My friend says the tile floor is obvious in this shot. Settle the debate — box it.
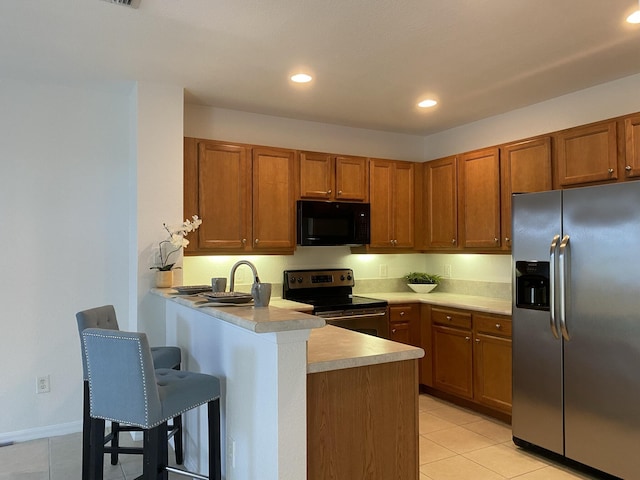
[0,394,603,480]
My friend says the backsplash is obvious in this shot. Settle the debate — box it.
[353,277,511,300]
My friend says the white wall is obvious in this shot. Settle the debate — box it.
[424,73,640,160]
[0,78,132,440]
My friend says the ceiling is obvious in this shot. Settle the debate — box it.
[1,0,639,135]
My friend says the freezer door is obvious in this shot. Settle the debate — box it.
[562,181,640,478]
[511,190,563,455]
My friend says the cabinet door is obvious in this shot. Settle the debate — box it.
[252,147,296,251]
[424,156,458,249]
[432,325,473,399]
[335,155,368,201]
[624,114,640,179]
[392,161,415,248]
[369,159,395,247]
[556,120,618,186]
[473,332,512,413]
[458,147,501,249]
[500,137,552,250]
[299,151,333,199]
[389,304,420,346]
[184,138,251,252]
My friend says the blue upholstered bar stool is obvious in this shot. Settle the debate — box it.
[76,305,183,479]
[82,328,221,480]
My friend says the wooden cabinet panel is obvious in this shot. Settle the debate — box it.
[252,147,296,251]
[458,148,501,249]
[433,324,473,399]
[473,332,512,414]
[299,152,368,201]
[423,156,458,249]
[369,159,414,248]
[474,314,512,338]
[389,303,421,347]
[308,360,419,480]
[299,151,333,199]
[335,155,368,201]
[420,304,433,387]
[624,114,640,179]
[556,120,618,186]
[500,137,552,250]
[184,138,296,254]
[431,307,472,330]
[184,138,251,252]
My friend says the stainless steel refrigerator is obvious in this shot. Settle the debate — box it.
[512,181,640,479]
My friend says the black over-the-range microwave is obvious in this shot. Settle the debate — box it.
[296,200,370,246]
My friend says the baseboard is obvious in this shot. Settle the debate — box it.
[0,420,82,444]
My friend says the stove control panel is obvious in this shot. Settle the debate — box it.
[283,269,355,290]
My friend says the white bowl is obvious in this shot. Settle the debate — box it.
[408,283,438,293]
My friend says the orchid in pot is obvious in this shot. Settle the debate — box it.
[151,215,202,287]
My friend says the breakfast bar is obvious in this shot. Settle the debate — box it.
[152,289,424,480]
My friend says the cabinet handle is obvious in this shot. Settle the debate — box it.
[242,238,247,245]
[608,168,614,175]
[327,189,332,194]
[626,165,632,172]
[475,338,480,343]
[338,190,342,195]
[400,311,405,316]
[505,237,510,244]
[254,238,259,245]
[494,237,499,244]
[465,336,471,341]
[451,239,456,245]
[446,315,452,321]
[495,323,502,329]
[392,328,397,334]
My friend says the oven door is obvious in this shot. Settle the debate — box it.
[315,307,389,338]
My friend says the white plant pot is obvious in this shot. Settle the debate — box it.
[408,283,438,293]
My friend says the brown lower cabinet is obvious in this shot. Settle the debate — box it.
[307,360,419,480]
[424,305,512,418]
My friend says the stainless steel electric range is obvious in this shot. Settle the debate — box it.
[282,268,389,338]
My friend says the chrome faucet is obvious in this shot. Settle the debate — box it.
[229,260,260,292]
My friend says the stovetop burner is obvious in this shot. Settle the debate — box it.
[282,268,388,312]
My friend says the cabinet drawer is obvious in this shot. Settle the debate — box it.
[474,315,512,337]
[389,304,419,323]
[431,308,472,329]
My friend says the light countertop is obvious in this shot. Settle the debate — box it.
[366,292,512,316]
[307,324,424,374]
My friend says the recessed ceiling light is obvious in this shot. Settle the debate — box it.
[291,73,313,83]
[627,0,640,23]
[418,99,438,108]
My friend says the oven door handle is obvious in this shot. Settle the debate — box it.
[319,311,387,321]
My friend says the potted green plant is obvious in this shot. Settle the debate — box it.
[403,272,442,293]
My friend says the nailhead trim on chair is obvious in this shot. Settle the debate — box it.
[84,331,221,429]
[83,332,150,427]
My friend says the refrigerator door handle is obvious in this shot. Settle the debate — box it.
[549,234,561,339]
[558,234,571,341]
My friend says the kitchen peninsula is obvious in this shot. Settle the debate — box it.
[151,289,424,480]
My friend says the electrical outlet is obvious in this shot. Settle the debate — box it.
[379,264,388,277]
[36,375,50,394]
[444,264,452,278]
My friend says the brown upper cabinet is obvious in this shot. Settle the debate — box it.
[422,156,459,249]
[299,151,368,201]
[458,147,502,250]
[555,120,618,187]
[184,138,297,254]
[624,114,640,180]
[500,136,552,250]
[369,159,415,248]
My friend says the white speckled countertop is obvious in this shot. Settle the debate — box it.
[152,287,508,373]
[307,324,424,373]
[366,292,512,316]
[151,288,323,333]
